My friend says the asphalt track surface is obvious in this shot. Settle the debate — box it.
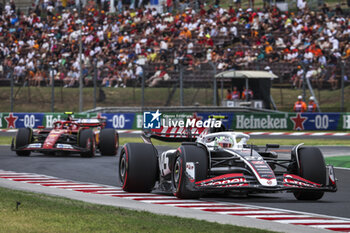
[1,143,350,220]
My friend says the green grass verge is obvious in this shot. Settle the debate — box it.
[2,136,349,147]
[325,156,350,168]
[0,187,274,233]
[0,137,12,145]
[1,86,350,112]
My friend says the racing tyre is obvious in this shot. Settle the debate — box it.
[99,129,119,156]
[15,128,33,156]
[119,143,157,192]
[79,129,96,158]
[172,144,208,199]
[293,147,326,200]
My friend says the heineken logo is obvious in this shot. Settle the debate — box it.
[235,115,287,129]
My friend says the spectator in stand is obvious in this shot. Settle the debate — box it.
[307,96,317,112]
[226,89,232,100]
[328,67,338,90]
[231,86,240,100]
[120,67,131,88]
[146,66,171,87]
[242,86,253,101]
[306,65,318,86]
[293,95,307,112]
[293,66,304,89]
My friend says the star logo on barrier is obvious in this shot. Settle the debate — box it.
[290,113,307,131]
[5,113,18,129]
[150,109,162,123]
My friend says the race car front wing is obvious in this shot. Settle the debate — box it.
[11,140,91,153]
[190,166,337,193]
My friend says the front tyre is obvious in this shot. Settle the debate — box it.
[172,144,208,199]
[119,143,157,192]
[79,129,96,158]
[15,128,33,156]
[99,128,119,156]
[293,147,326,200]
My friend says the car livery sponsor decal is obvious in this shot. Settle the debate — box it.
[195,173,247,187]
[185,162,195,183]
[283,174,322,188]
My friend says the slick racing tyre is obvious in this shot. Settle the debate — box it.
[15,128,33,156]
[119,143,158,192]
[293,147,326,200]
[79,129,96,158]
[172,143,208,199]
[99,128,119,156]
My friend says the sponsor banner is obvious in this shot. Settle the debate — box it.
[233,113,291,130]
[196,112,233,130]
[100,113,134,129]
[341,114,350,130]
[299,113,340,130]
[1,113,43,129]
[133,112,232,129]
[232,113,343,131]
[0,112,349,130]
[133,112,193,129]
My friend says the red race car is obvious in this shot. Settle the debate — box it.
[11,114,119,157]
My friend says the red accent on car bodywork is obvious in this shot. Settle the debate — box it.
[42,130,64,149]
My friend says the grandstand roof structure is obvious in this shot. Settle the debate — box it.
[214,70,277,109]
[215,70,278,79]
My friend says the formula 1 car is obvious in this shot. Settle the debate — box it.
[119,125,337,200]
[11,113,119,157]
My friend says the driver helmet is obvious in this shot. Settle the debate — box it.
[215,136,234,148]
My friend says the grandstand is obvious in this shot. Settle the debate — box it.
[0,0,349,96]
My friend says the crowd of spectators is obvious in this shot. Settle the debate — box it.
[0,0,349,89]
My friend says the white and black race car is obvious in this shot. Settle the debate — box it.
[118,125,337,200]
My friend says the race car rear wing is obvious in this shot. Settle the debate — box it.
[142,127,207,143]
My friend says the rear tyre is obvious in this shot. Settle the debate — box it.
[79,129,96,158]
[99,128,119,156]
[293,147,326,200]
[172,144,208,199]
[119,143,158,192]
[15,128,32,156]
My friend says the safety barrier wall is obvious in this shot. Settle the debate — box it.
[1,112,350,131]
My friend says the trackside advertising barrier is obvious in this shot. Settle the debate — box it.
[1,112,350,130]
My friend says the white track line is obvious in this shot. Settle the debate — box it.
[247,132,265,135]
[310,224,350,229]
[333,133,348,136]
[274,219,350,224]
[139,199,194,203]
[250,215,312,218]
[289,132,306,136]
[269,132,285,135]
[311,132,327,136]
[92,190,124,194]
[187,206,253,210]
[217,211,283,215]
